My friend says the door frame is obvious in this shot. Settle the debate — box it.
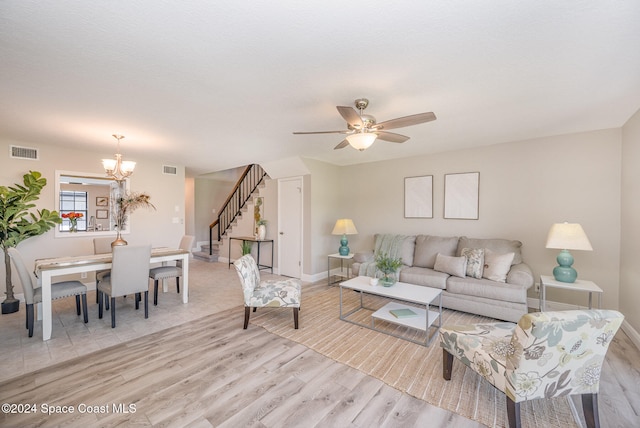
[277,176,303,278]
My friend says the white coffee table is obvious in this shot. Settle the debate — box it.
[339,276,442,346]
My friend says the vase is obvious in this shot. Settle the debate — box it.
[380,272,397,287]
[69,221,77,233]
[111,230,128,247]
[257,224,266,240]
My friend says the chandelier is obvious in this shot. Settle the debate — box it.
[102,134,135,182]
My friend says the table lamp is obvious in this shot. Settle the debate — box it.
[545,222,593,283]
[332,219,358,256]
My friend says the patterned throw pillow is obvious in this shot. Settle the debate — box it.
[461,247,484,279]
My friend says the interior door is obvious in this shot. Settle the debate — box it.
[278,177,302,278]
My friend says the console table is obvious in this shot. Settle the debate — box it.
[229,236,274,273]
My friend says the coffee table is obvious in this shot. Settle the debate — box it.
[339,276,442,346]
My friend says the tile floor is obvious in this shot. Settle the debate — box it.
[0,259,270,382]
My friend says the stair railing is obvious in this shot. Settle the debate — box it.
[208,164,268,255]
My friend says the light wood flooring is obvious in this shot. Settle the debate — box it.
[0,260,638,427]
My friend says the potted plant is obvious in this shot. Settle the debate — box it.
[1,171,61,314]
[241,240,253,256]
[375,252,403,287]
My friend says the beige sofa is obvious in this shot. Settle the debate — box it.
[351,234,534,322]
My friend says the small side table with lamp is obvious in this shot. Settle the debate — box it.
[541,222,602,311]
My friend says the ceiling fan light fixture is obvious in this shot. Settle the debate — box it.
[346,132,377,151]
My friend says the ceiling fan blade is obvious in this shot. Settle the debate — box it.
[375,131,410,143]
[292,130,347,135]
[374,112,436,131]
[334,140,350,150]
[336,106,364,128]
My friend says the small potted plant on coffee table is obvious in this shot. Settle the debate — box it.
[375,252,402,287]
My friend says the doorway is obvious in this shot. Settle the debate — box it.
[278,177,303,278]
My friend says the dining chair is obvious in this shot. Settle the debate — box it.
[93,237,113,304]
[98,244,152,328]
[8,247,88,337]
[233,254,301,329]
[148,235,194,305]
[440,309,624,428]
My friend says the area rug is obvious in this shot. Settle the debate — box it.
[249,284,578,428]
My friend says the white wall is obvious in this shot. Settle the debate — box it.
[1,139,185,296]
[328,129,622,310]
[621,108,640,334]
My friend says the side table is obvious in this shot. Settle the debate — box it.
[328,253,354,285]
[229,236,274,273]
[539,275,603,311]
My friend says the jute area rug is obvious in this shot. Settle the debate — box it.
[249,283,578,428]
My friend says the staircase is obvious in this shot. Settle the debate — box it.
[194,164,268,263]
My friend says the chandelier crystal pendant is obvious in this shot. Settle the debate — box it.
[102,134,135,181]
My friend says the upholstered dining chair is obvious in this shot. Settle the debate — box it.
[98,244,152,328]
[233,254,301,329]
[148,235,194,305]
[439,309,624,428]
[93,237,113,304]
[8,247,88,337]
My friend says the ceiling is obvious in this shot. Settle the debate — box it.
[2,1,640,176]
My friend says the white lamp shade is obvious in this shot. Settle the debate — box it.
[120,160,136,173]
[332,218,358,235]
[102,158,117,171]
[346,133,377,151]
[545,222,593,251]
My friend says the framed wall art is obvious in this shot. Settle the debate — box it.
[96,196,109,206]
[404,175,433,218]
[96,209,109,219]
[444,172,479,220]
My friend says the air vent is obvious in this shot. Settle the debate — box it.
[10,145,39,160]
[163,165,177,175]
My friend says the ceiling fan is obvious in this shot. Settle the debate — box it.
[293,98,436,151]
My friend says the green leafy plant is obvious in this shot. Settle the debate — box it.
[375,252,402,274]
[1,171,61,312]
[257,219,267,226]
[241,240,253,255]
[375,252,403,286]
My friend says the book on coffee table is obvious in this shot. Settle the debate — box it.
[389,308,418,318]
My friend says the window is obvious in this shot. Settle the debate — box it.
[59,191,88,231]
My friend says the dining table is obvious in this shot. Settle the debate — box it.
[34,247,189,341]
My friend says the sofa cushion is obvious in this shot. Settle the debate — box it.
[399,266,449,289]
[482,249,515,283]
[413,235,459,269]
[457,237,523,265]
[433,254,467,278]
[446,276,529,304]
[461,247,484,279]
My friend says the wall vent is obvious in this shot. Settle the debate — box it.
[163,165,177,175]
[10,145,39,160]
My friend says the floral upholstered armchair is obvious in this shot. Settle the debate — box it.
[439,309,624,428]
[233,254,301,329]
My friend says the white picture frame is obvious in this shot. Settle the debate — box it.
[444,172,480,219]
[404,175,433,218]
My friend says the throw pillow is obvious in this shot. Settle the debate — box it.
[482,249,515,283]
[461,247,484,279]
[433,253,467,278]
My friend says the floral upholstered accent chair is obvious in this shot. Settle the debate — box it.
[233,254,301,329]
[440,309,624,428]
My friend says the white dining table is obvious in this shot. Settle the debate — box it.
[34,247,189,341]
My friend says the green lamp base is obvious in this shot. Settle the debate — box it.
[338,234,350,256]
[553,249,577,283]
